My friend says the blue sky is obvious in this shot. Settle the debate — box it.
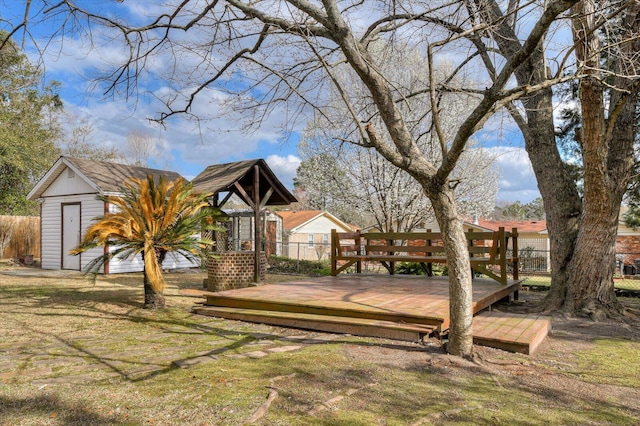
[3,0,541,203]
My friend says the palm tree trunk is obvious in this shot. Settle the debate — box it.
[144,276,166,309]
[143,250,167,309]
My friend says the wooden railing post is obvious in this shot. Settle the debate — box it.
[468,228,475,278]
[512,227,519,280]
[426,229,433,276]
[356,230,362,274]
[499,227,507,285]
[331,229,337,276]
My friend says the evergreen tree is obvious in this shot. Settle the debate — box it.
[0,32,62,214]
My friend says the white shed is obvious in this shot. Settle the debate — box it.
[27,156,197,273]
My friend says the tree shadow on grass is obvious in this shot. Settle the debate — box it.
[0,394,122,425]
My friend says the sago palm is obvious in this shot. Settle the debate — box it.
[73,175,224,309]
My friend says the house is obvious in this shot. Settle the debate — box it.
[27,156,195,273]
[615,209,640,273]
[412,218,550,272]
[474,219,549,272]
[278,210,357,261]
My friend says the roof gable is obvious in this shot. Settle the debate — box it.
[28,156,184,200]
[190,159,296,206]
[278,210,354,233]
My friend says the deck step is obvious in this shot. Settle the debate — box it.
[193,306,437,342]
[204,293,445,329]
[472,311,551,355]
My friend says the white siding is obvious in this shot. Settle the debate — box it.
[108,250,199,273]
[41,189,199,273]
[40,193,103,271]
[295,215,351,234]
[106,202,201,273]
[286,214,350,261]
[42,166,95,197]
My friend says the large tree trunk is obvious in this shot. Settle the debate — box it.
[484,0,637,317]
[429,187,474,358]
[479,0,583,311]
[559,0,638,318]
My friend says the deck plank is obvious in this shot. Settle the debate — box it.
[191,275,551,354]
[472,311,551,354]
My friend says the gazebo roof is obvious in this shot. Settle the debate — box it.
[190,159,297,206]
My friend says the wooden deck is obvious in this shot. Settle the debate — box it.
[192,275,550,354]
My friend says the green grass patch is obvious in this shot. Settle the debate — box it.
[574,338,640,388]
[1,270,640,425]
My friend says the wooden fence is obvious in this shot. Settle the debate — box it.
[0,215,40,261]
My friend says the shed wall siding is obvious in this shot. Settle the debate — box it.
[108,250,199,274]
[40,193,103,271]
[42,166,96,197]
[41,193,199,273]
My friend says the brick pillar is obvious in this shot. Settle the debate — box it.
[206,251,266,292]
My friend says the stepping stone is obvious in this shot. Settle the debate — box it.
[244,351,269,359]
[267,345,302,353]
[173,355,219,368]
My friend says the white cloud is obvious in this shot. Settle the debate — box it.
[485,146,540,203]
[266,154,301,189]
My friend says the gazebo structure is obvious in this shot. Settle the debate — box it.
[191,159,296,287]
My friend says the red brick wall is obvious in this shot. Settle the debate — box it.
[206,251,266,291]
[616,236,640,265]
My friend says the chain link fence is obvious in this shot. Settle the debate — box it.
[519,250,640,292]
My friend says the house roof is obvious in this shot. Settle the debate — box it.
[475,219,547,233]
[278,210,323,230]
[278,210,355,233]
[190,159,296,206]
[28,156,183,200]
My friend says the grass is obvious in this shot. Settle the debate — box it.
[522,275,640,291]
[0,265,639,425]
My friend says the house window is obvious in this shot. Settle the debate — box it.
[323,233,329,245]
[308,233,314,247]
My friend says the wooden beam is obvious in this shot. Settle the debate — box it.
[259,187,274,209]
[253,165,261,283]
[218,191,234,208]
[257,165,292,203]
[234,181,255,209]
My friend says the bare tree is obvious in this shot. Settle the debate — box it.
[58,112,122,161]
[123,130,165,168]
[6,0,579,357]
[297,51,499,233]
[298,135,498,233]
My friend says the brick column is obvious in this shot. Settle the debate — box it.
[206,251,266,292]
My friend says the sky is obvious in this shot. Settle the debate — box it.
[4,0,542,204]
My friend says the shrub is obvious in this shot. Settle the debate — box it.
[267,255,332,276]
[395,262,448,276]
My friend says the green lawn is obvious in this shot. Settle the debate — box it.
[521,275,640,291]
[0,268,639,425]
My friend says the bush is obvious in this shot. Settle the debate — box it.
[395,262,448,276]
[267,255,332,276]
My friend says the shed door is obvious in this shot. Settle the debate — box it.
[62,203,81,270]
[266,221,277,257]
